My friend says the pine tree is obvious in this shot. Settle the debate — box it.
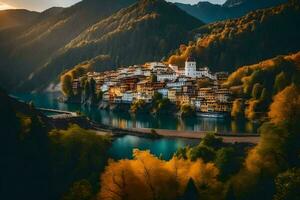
[178,179,199,200]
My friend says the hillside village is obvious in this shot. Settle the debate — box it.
[72,58,233,116]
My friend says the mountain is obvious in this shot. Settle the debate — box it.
[0,0,135,90]
[18,0,203,91]
[175,0,288,23]
[0,9,39,31]
[168,0,300,72]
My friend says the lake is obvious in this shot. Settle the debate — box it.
[14,92,259,159]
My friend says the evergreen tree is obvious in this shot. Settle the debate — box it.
[178,179,199,200]
[274,72,289,94]
[252,83,262,99]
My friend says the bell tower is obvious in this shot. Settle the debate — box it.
[185,56,196,78]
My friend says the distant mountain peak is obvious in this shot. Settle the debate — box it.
[223,0,246,8]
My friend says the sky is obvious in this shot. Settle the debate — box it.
[0,0,226,11]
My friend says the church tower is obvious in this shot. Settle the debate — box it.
[185,56,197,78]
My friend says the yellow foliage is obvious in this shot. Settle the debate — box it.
[99,149,221,200]
[269,84,300,124]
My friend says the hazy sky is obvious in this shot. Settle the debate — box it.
[0,0,226,11]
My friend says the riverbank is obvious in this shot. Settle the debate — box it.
[89,120,260,144]
[40,108,260,144]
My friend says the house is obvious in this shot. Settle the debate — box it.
[157,72,177,82]
[168,88,178,103]
[136,92,153,103]
[184,57,217,80]
[176,93,192,105]
[198,88,214,99]
[215,88,232,103]
[185,57,197,78]
[122,91,134,103]
[72,79,81,94]
[215,102,232,112]
[200,100,218,112]
[146,62,166,71]
[191,97,202,111]
[102,92,110,102]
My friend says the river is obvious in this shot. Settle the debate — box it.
[14,92,259,160]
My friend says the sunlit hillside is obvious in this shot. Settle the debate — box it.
[169,0,300,72]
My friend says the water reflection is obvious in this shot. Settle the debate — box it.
[14,92,259,134]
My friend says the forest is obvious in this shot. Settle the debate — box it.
[168,0,300,72]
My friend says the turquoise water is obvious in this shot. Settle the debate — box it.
[108,135,199,160]
[14,92,258,159]
[14,92,259,134]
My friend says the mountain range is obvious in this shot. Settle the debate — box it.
[175,0,288,23]
[0,0,202,91]
[0,0,298,92]
[0,0,136,89]
[168,0,300,72]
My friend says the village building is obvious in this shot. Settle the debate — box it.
[157,72,177,82]
[122,91,134,103]
[73,57,234,115]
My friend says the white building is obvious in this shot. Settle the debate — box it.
[157,72,177,82]
[184,57,217,80]
[101,84,109,92]
[122,91,134,103]
[185,57,197,78]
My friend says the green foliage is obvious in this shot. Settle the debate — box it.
[215,147,243,181]
[61,74,74,97]
[231,99,245,119]
[189,145,216,162]
[200,133,223,150]
[274,168,300,200]
[97,90,104,102]
[180,104,196,117]
[84,80,91,100]
[63,180,93,200]
[274,72,289,94]
[252,83,263,99]
[49,124,111,199]
[130,100,147,114]
[150,74,158,83]
[0,90,50,200]
[152,97,177,115]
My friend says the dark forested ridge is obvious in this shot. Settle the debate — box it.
[175,0,287,23]
[17,0,203,91]
[0,0,136,90]
[0,89,112,200]
[169,0,300,72]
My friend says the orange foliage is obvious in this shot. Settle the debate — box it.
[269,85,300,124]
[99,149,221,200]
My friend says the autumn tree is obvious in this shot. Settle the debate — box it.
[99,150,222,200]
[269,84,300,124]
[274,72,289,94]
[61,74,74,97]
[252,83,263,99]
[231,99,245,119]
[231,84,300,199]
